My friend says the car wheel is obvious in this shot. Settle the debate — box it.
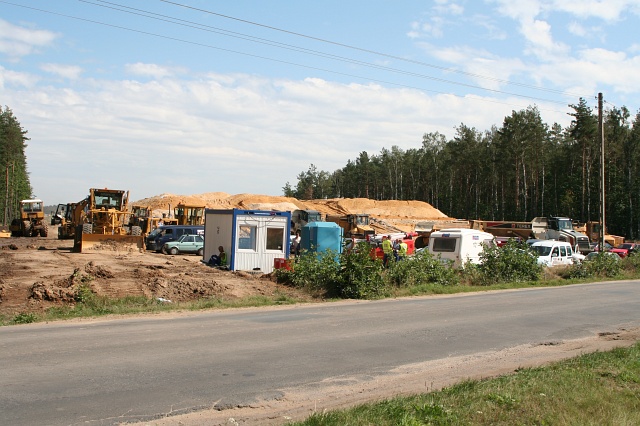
[161,245,169,255]
[197,247,204,257]
[169,247,179,255]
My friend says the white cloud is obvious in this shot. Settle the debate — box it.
[550,0,640,22]
[2,72,571,204]
[125,63,183,79]
[0,19,58,59]
[567,21,587,37]
[0,66,39,89]
[41,63,83,80]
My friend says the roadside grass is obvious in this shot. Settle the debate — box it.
[0,291,303,326]
[290,342,640,426]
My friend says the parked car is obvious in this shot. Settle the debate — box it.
[583,251,620,262]
[162,234,204,256]
[609,242,639,258]
[590,241,613,252]
[530,240,575,266]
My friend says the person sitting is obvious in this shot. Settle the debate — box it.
[208,246,227,268]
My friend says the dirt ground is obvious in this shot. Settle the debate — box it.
[0,229,314,318]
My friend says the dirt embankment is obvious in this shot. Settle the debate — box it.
[0,232,313,317]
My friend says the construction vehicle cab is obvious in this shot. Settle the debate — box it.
[173,203,205,226]
[326,213,374,239]
[10,199,48,237]
[532,216,591,254]
[291,209,323,233]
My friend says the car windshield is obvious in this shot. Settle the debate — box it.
[532,245,552,256]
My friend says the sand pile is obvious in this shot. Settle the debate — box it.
[131,193,451,233]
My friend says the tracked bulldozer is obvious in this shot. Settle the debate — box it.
[73,188,144,252]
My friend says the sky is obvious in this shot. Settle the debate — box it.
[1,0,639,205]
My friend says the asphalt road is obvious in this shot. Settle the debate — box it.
[2,280,640,425]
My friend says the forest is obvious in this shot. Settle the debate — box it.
[0,106,32,227]
[284,98,640,240]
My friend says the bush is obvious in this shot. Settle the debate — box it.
[569,253,623,278]
[337,242,386,298]
[275,249,341,296]
[476,240,541,285]
[386,250,459,287]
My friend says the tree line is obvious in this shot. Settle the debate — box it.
[0,106,32,226]
[283,98,640,240]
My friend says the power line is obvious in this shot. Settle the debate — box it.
[83,0,571,106]
[1,0,572,113]
[155,0,590,100]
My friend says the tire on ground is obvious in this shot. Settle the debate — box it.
[197,247,204,257]
[131,226,142,236]
[40,224,49,237]
[22,221,32,237]
[169,247,179,255]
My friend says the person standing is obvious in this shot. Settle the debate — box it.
[381,235,393,267]
[398,239,408,260]
[291,230,302,256]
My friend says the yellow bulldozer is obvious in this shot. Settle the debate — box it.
[173,203,205,226]
[9,199,49,237]
[73,188,144,252]
[128,205,180,235]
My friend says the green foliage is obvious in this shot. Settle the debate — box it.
[275,249,341,296]
[386,250,459,287]
[476,240,542,285]
[12,312,38,324]
[0,106,33,224]
[568,253,623,278]
[337,243,385,299]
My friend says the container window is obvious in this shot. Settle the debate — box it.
[432,237,457,252]
[266,227,284,251]
[238,225,257,250]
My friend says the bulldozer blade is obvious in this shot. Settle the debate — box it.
[74,234,145,253]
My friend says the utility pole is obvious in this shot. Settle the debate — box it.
[598,93,605,251]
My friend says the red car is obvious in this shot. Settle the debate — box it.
[609,243,639,258]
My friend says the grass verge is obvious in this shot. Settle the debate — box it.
[290,342,640,426]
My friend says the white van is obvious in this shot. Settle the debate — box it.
[530,240,574,266]
[428,228,495,267]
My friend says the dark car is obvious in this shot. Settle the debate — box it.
[146,225,204,252]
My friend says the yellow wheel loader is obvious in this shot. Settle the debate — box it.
[9,199,48,237]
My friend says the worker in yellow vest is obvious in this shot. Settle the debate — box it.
[398,239,408,260]
[381,235,393,267]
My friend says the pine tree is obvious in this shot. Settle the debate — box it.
[0,106,32,226]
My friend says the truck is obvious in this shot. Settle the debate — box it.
[73,188,144,252]
[531,216,592,254]
[325,213,374,239]
[574,221,624,247]
[9,199,48,237]
[469,216,592,254]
